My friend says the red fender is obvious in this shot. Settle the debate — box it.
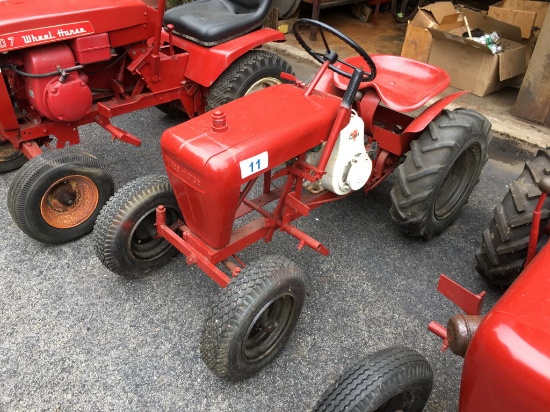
[402,91,468,136]
[167,28,286,88]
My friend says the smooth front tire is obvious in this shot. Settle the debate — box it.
[390,109,491,239]
[205,50,294,111]
[8,149,114,243]
[475,148,550,287]
[0,140,28,173]
[200,255,305,381]
[93,174,182,277]
[314,347,433,412]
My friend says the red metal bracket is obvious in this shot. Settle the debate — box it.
[437,274,486,316]
[526,192,548,266]
[428,274,486,351]
[156,205,231,287]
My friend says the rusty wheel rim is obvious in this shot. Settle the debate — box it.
[40,175,99,229]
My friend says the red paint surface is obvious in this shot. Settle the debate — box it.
[459,243,550,411]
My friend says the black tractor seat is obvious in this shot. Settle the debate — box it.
[163,0,272,46]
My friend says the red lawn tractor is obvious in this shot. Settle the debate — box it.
[313,152,550,412]
[1,0,293,243]
[93,19,492,381]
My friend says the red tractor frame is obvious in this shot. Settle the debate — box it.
[1,0,294,243]
[313,151,550,411]
[93,20,492,381]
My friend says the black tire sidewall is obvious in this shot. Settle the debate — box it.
[201,255,306,381]
[226,276,305,377]
[205,50,293,111]
[314,347,433,412]
[0,149,27,173]
[476,148,550,286]
[235,66,285,98]
[390,109,490,239]
[13,163,113,243]
[424,137,485,234]
[108,191,179,276]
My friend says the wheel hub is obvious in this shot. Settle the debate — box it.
[243,294,294,362]
[244,77,282,95]
[40,175,99,229]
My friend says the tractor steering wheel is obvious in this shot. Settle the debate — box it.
[292,19,376,82]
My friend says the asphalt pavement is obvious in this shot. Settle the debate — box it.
[0,52,539,411]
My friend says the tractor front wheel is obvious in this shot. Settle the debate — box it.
[0,140,27,173]
[205,50,294,111]
[200,255,305,381]
[7,149,114,243]
[314,347,433,412]
[93,175,182,277]
[390,109,491,239]
[475,148,550,287]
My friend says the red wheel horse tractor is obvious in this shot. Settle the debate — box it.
[93,19,492,381]
[313,153,550,411]
[1,0,293,243]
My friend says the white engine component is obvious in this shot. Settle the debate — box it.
[319,111,372,195]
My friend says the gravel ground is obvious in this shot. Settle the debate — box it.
[0,53,537,411]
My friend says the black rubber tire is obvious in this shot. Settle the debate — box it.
[7,149,114,244]
[93,174,182,277]
[314,347,433,412]
[390,109,491,239]
[205,50,294,112]
[200,255,305,381]
[155,101,190,120]
[475,148,550,287]
[0,140,27,173]
[391,0,425,23]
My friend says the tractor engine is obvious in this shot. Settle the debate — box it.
[307,111,372,195]
[21,43,92,122]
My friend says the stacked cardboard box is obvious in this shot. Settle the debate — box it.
[400,1,546,97]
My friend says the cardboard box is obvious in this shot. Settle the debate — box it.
[427,9,527,96]
[401,2,461,62]
[488,0,549,38]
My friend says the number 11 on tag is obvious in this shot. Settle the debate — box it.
[240,151,268,179]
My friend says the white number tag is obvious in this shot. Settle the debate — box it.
[240,151,268,179]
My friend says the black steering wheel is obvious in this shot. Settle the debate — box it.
[292,18,376,82]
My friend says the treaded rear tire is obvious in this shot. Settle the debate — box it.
[390,108,491,239]
[314,346,433,412]
[205,50,294,112]
[93,174,181,277]
[200,254,305,381]
[475,148,550,287]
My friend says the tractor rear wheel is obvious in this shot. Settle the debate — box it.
[0,141,27,173]
[205,50,294,111]
[8,149,114,244]
[93,175,182,277]
[390,109,491,239]
[200,255,305,381]
[476,148,550,287]
[314,347,433,412]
